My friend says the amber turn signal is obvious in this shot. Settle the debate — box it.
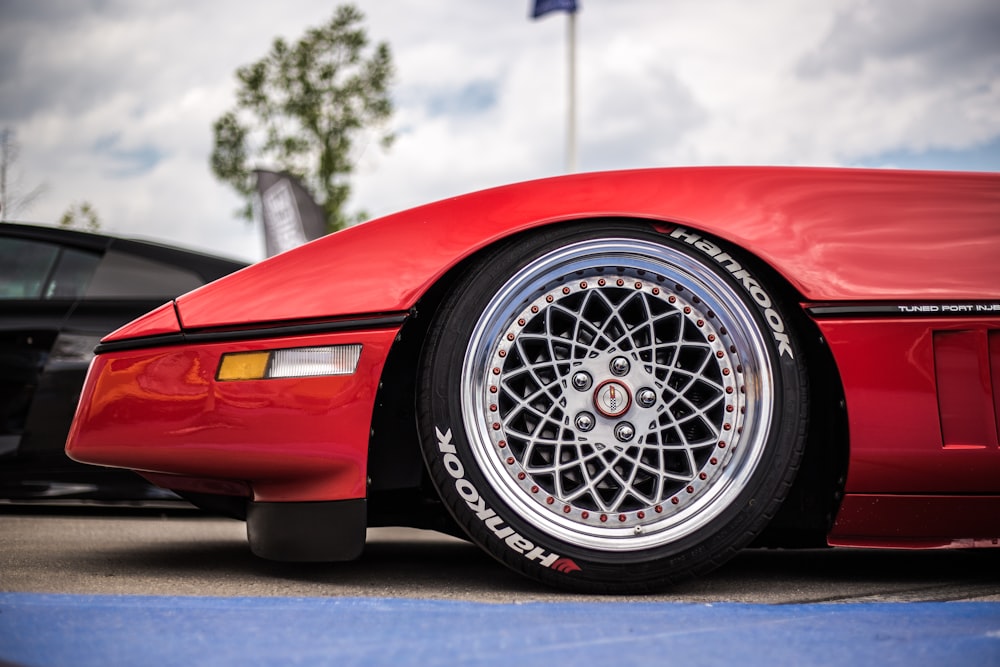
[217,345,362,381]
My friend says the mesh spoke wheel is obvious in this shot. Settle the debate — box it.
[419,226,806,591]
[462,239,774,550]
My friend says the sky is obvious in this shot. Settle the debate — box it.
[1,0,998,262]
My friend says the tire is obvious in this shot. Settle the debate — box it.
[417,222,807,592]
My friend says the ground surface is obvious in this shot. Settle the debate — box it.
[2,508,998,666]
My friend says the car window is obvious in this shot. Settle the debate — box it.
[0,237,60,299]
[45,248,101,299]
[84,249,204,298]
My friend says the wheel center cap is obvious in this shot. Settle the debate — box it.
[594,380,631,417]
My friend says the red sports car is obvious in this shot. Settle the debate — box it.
[66,167,1000,592]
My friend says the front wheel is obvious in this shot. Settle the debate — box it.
[418,223,807,592]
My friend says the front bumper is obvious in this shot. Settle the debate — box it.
[66,326,400,503]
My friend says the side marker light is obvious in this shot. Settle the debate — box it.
[217,344,362,381]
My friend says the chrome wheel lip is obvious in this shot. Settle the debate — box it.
[461,239,775,552]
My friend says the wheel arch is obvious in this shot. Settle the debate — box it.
[366,217,848,543]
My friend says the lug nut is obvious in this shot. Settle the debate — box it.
[572,371,592,391]
[575,412,596,432]
[614,422,635,442]
[610,356,630,376]
[636,388,657,408]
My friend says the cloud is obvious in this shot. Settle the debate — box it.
[1,0,998,262]
[789,0,1000,159]
[580,48,707,169]
[798,0,1000,80]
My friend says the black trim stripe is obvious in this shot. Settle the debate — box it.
[808,301,1000,319]
[95,313,408,354]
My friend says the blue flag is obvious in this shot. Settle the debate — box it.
[532,0,578,19]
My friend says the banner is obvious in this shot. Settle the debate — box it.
[255,170,327,257]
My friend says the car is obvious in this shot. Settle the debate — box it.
[0,223,246,501]
[65,167,1000,592]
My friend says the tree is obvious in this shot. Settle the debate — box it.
[0,127,47,221]
[58,201,102,233]
[210,4,394,233]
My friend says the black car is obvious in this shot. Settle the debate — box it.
[0,222,247,500]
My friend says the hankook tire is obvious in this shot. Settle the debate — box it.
[418,222,808,592]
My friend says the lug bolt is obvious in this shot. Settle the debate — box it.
[636,388,657,408]
[575,412,596,432]
[610,356,630,376]
[572,371,592,391]
[614,422,635,442]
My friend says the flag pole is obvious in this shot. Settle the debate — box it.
[531,0,579,172]
[566,9,578,173]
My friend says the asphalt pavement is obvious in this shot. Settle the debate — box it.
[1,510,999,603]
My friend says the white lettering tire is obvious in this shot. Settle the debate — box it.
[417,223,808,592]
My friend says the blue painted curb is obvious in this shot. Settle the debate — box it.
[1,594,998,666]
